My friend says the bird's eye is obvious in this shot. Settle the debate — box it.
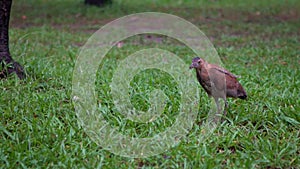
[198,60,201,63]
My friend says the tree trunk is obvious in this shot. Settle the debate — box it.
[84,0,112,7]
[0,0,25,79]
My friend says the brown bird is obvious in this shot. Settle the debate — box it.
[189,57,247,115]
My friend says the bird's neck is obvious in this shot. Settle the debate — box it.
[197,62,208,72]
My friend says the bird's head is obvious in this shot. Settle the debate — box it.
[189,57,204,69]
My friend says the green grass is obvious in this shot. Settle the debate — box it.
[1,0,299,168]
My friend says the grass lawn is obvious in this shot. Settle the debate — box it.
[1,0,299,168]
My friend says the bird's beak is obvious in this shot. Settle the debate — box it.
[189,62,198,69]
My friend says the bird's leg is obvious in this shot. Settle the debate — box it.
[214,98,221,114]
[210,97,223,123]
[223,98,228,116]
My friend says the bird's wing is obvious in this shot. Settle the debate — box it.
[210,65,238,78]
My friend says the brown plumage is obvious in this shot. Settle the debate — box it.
[189,57,247,115]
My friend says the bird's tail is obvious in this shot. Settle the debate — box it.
[237,84,247,100]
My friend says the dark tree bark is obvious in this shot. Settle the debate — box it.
[0,0,25,79]
[84,0,112,7]
[1,0,112,79]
